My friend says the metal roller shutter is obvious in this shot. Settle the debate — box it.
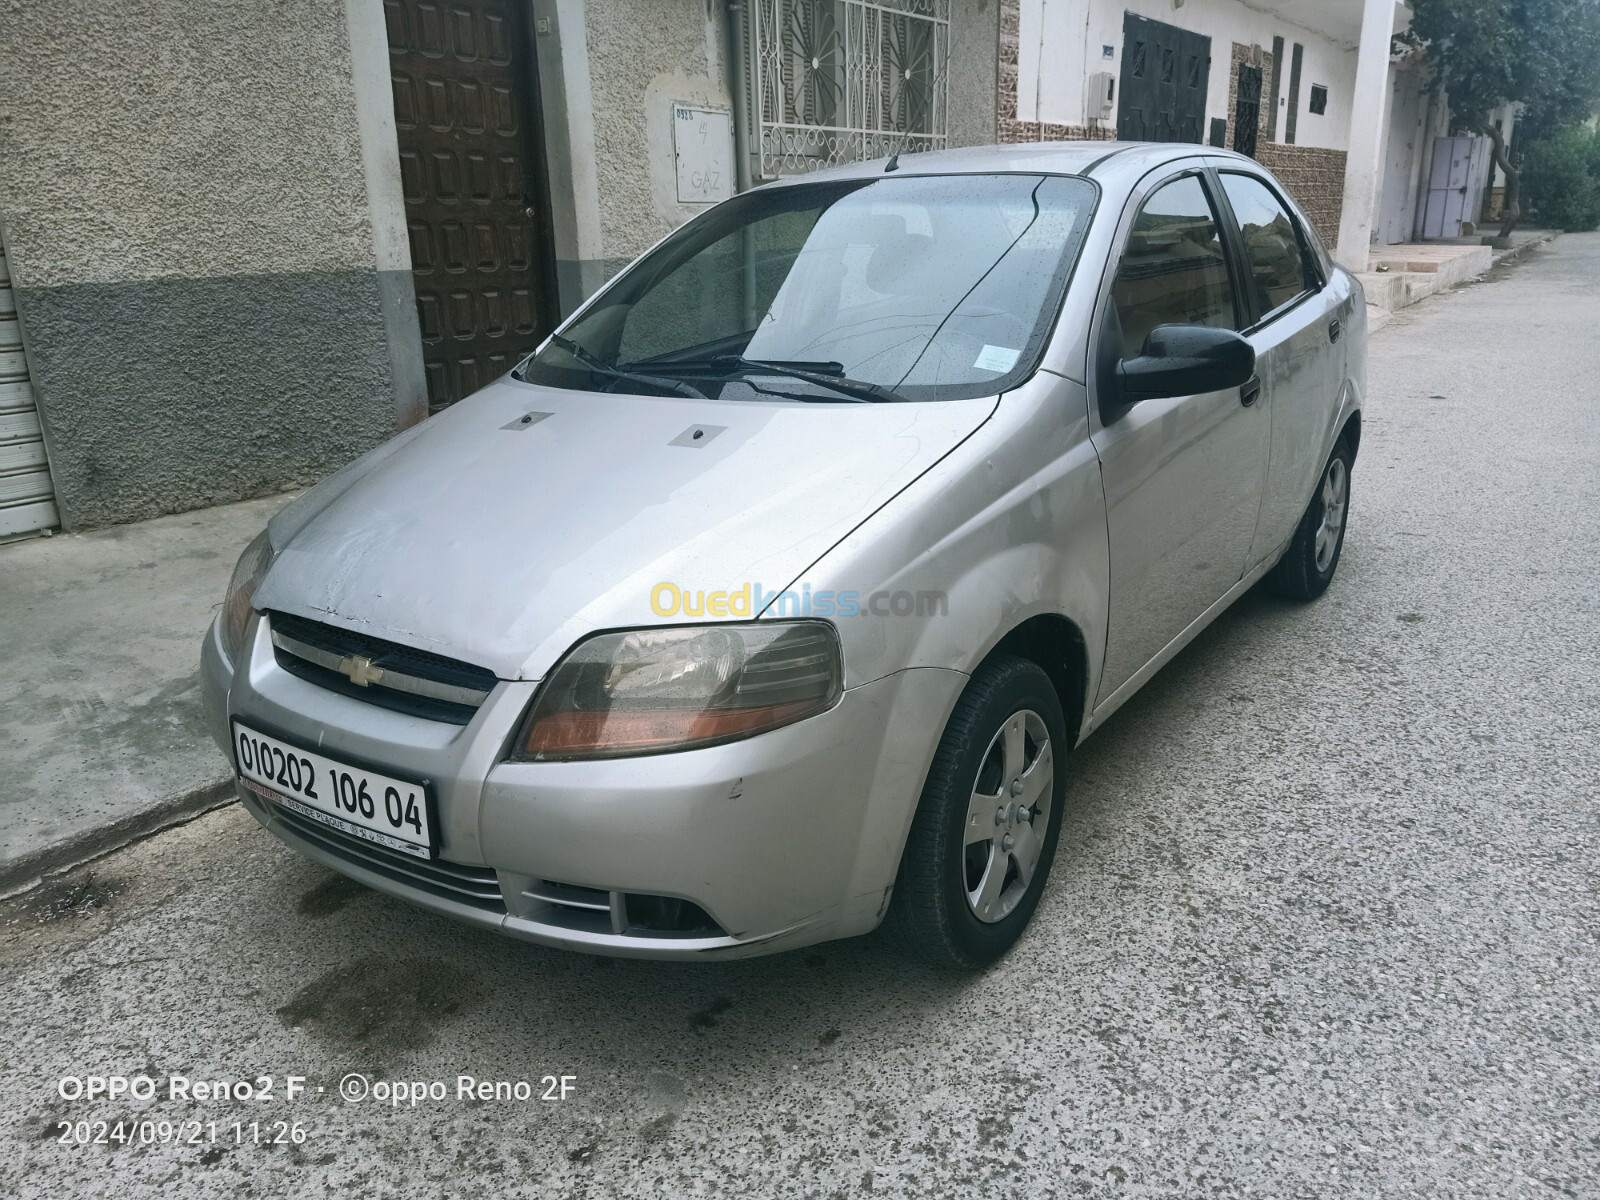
[0,233,60,541]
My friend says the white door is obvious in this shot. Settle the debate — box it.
[1376,74,1423,245]
[0,228,60,541]
[1421,136,1487,238]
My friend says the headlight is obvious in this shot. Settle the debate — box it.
[517,622,843,760]
[220,530,277,664]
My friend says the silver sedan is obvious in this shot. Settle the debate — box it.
[201,142,1363,969]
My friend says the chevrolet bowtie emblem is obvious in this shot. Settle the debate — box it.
[336,654,385,687]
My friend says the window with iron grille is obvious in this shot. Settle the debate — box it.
[743,0,950,180]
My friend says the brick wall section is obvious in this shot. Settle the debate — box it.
[999,0,1019,123]
[1255,145,1347,245]
[998,117,1119,142]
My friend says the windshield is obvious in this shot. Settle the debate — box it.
[516,173,1098,403]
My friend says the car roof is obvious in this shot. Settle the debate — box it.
[760,141,1265,187]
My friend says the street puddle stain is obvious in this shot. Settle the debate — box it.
[688,996,733,1031]
[818,1027,841,1047]
[13,871,128,924]
[275,957,472,1053]
[639,1113,678,1143]
[637,1071,688,1143]
[296,873,369,917]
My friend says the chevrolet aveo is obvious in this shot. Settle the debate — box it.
[202,142,1363,969]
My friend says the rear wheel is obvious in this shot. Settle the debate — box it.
[883,656,1067,970]
[1265,438,1353,600]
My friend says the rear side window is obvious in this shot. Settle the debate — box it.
[1218,172,1319,319]
[1111,174,1239,358]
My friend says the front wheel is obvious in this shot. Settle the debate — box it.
[1265,438,1353,600]
[883,656,1067,970]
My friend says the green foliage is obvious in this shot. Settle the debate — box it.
[1522,125,1600,230]
[1406,0,1600,133]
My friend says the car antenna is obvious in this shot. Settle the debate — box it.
[884,152,899,173]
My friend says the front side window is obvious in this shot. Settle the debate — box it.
[517,174,1097,402]
[1110,174,1238,358]
[1218,172,1319,319]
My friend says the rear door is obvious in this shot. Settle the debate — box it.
[1208,166,1341,567]
[1088,166,1271,703]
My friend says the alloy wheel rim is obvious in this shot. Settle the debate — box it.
[962,709,1053,924]
[1314,457,1347,573]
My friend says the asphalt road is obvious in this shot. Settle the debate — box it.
[3,235,1597,1200]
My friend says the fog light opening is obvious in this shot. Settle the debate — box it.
[623,893,722,936]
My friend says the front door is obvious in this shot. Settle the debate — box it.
[1089,170,1270,703]
[387,0,556,411]
[1117,15,1211,144]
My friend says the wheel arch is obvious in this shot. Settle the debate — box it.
[1339,409,1362,463]
[988,614,1091,748]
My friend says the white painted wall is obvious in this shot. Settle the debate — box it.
[1016,0,1359,151]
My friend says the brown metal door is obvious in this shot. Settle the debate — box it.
[386,0,554,411]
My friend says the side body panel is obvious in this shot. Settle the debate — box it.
[798,370,1110,709]
[1083,162,1272,703]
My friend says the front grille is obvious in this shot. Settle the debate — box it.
[267,610,498,725]
[271,800,506,912]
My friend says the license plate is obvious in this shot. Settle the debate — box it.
[232,721,435,859]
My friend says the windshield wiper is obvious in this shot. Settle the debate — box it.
[636,354,901,403]
[548,335,708,399]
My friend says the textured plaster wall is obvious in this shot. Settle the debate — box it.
[0,0,423,529]
[585,0,731,265]
[948,0,1000,149]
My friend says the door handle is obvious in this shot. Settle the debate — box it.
[1239,375,1262,407]
[1329,318,1343,343]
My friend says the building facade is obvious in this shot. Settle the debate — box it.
[999,0,1452,262]
[0,0,1000,536]
[0,0,1480,541]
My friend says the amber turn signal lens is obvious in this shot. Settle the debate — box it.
[516,623,842,760]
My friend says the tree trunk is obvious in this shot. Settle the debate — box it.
[1485,121,1521,239]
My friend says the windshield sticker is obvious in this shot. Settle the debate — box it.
[973,345,1021,373]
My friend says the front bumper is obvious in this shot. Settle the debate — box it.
[203,614,964,959]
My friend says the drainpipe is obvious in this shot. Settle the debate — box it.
[724,0,757,329]
[725,0,754,196]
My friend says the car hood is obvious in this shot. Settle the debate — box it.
[257,377,997,680]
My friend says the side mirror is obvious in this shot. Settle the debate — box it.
[1117,325,1255,403]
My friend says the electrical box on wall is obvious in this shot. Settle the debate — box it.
[1087,72,1115,120]
[673,105,734,204]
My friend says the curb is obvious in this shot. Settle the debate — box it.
[0,778,237,897]
[1490,231,1558,267]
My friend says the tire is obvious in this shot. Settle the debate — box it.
[1264,437,1353,601]
[883,656,1068,970]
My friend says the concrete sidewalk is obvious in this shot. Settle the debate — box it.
[1361,228,1556,333]
[0,492,291,891]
